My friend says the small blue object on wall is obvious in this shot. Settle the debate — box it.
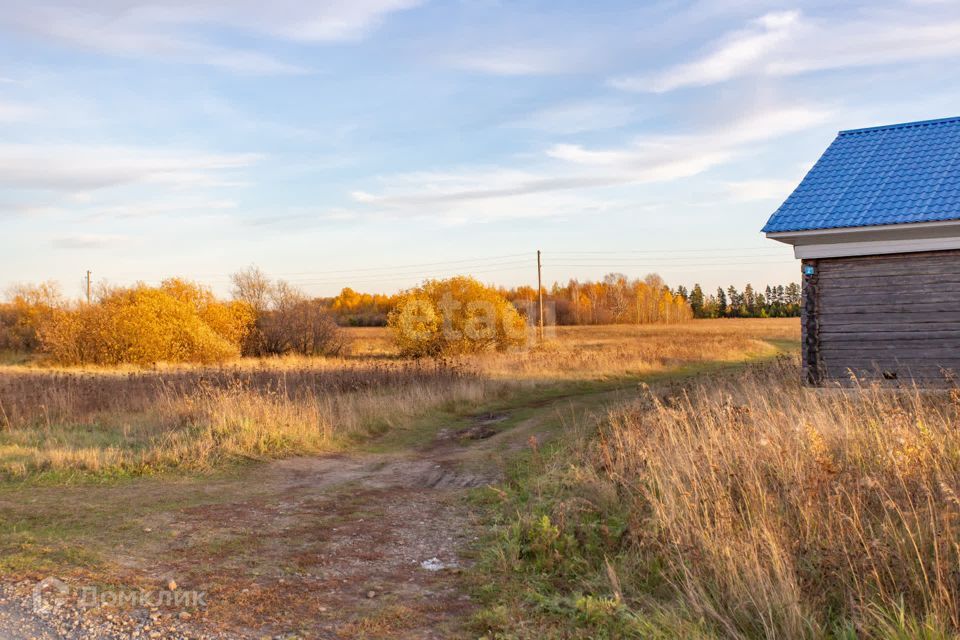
[803,265,816,276]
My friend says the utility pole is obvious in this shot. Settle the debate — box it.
[85,270,92,304]
[536,250,544,342]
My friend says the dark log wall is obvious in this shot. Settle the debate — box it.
[803,250,960,386]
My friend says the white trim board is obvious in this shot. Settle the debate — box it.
[793,236,960,259]
[766,218,960,240]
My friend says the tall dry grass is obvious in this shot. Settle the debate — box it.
[0,358,472,423]
[595,357,960,637]
[0,360,496,479]
[0,319,797,481]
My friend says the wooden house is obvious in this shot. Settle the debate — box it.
[763,116,960,386]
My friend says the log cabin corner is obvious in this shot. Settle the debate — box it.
[763,116,960,387]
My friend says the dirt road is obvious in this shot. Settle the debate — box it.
[0,385,631,639]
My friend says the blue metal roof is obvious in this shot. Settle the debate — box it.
[762,116,960,233]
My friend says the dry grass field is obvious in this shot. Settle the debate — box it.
[23,316,957,639]
[610,360,960,637]
[5,316,954,637]
[0,361,486,479]
[479,351,960,639]
[0,319,797,481]
[0,318,799,639]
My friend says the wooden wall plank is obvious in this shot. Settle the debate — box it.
[820,275,960,288]
[820,329,960,339]
[813,250,960,386]
[817,249,960,270]
[820,309,960,320]
[819,291,960,305]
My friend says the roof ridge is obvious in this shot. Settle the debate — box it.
[839,115,960,136]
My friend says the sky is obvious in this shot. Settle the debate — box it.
[2,0,960,298]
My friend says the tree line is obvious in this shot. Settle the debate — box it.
[325,273,693,327]
[504,273,692,325]
[677,283,802,319]
[0,267,342,365]
[0,270,795,365]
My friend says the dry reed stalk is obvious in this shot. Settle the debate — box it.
[591,357,960,636]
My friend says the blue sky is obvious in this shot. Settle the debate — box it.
[2,0,960,298]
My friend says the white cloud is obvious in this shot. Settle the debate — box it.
[3,203,69,217]
[447,48,574,76]
[724,179,797,202]
[354,174,622,224]
[346,105,831,222]
[612,11,800,93]
[0,101,35,122]
[52,233,127,249]
[5,6,300,74]
[351,190,378,203]
[766,19,960,77]
[265,0,423,42]
[504,100,638,134]
[86,199,238,220]
[546,144,639,166]
[248,207,359,227]
[0,144,259,191]
[548,105,832,169]
[707,105,834,146]
[2,1,423,73]
[613,8,960,92]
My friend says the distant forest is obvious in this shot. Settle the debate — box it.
[324,274,688,327]
[678,283,802,319]
[323,275,802,326]
[0,272,801,364]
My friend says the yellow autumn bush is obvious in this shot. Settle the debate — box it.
[37,281,253,365]
[0,282,62,352]
[388,276,527,357]
[160,278,256,347]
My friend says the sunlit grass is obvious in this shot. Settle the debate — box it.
[0,319,797,481]
[475,354,960,638]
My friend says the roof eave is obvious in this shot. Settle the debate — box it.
[765,218,960,259]
[766,218,960,244]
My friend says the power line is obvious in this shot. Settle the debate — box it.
[246,252,533,277]
[88,249,797,291]
[104,248,791,282]
[102,253,534,282]
[278,263,534,286]
[113,255,790,284]
[548,260,793,268]
[552,247,790,255]
[116,263,534,289]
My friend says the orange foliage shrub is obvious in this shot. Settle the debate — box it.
[160,278,255,347]
[36,281,253,365]
[329,287,397,326]
[388,276,527,357]
[0,282,62,351]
